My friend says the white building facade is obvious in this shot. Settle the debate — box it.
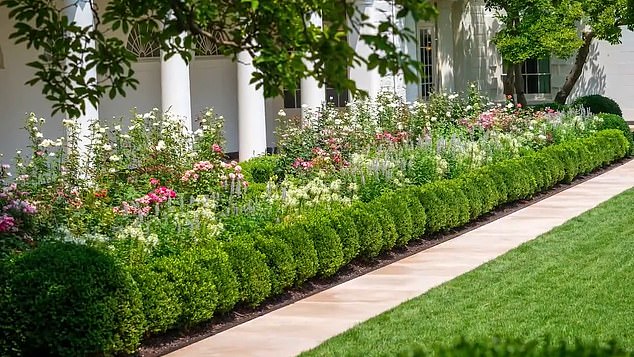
[1,0,633,158]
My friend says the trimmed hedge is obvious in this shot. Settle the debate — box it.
[0,243,145,357]
[240,155,282,183]
[572,94,623,116]
[1,130,629,356]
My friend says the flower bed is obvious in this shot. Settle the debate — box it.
[0,88,631,356]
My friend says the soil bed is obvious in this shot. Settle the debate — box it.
[138,157,631,357]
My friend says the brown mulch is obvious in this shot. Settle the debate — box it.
[137,157,632,357]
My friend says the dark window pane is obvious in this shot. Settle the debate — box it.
[284,89,297,108]
[538,74,551,93]
[538,58,550,73]
[525,59,538,74]
[525,75,538,94]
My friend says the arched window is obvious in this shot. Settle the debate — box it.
[126,23,161,59]
[194,30,228,57]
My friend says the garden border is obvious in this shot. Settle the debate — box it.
[139,136,632,357]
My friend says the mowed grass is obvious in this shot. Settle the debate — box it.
[303,188,634,356]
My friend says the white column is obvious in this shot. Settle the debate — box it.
[404,14,420,102]
[348,0,382,98]
[237,50,267,161]
[301,13,326,119]
[161,35,192,132]
[436,0,456,92]
[63,0,98,151]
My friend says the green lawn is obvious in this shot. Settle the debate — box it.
[303,188,634,356]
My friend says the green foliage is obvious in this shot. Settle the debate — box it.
[596,113,633,151]
[267,223,319,285]
[301,215,345,277]
[1,0,437,117]
[370,203,399,252]
[406,151,440,185]
[223,237,272,307]
[350,203,384,259]
[572,95,623,116]
[0,242,145,357]
[401,188,427,239]
[240,155,282,183]
[486,0,583,63]
[132,265,182,334]
[375,192,414,247]
[151,247,219,327]
[197,243,240,314]
[253,234,296,295]
[401,338,633,357]
[529,102,568,112]
[327,207,361,264]
[415,185,449,234]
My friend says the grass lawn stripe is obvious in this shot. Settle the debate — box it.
[302,188,634,356]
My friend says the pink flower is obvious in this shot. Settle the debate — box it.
[0,214,15,232]
[150,178,160,186]
[212,144,223,154]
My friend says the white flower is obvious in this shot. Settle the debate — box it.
[114,125,121,131]
[102,144,112,151]
[94,133,103,139]
[35,132,43,138]
[194,129,204,136]
[48,152,56,157]
[506,103,514,109]
[277,109,287,117]
[109,155,121,162]
[40,139,54,148]
[16,150,21,155]
[155,140,166,151]
[128,125,136,131]
[109,168,117,173]
[121,134,131,139]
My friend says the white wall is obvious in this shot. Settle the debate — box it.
[0,7,65,158]
[570,29,634,120]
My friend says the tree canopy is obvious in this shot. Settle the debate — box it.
[486,0,634,105]
[0,0,437,118]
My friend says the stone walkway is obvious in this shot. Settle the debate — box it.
[167,160,634,357]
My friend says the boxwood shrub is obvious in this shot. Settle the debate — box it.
[401,188,427,239]
[351,202,384,259]
[1,130,630,357]
[572,94,623,116]
[266,223,319,285]
[374,192,414,247]
[223,237,272,307]
[0,242,145,357]
[151,248,219,327]
[253,234,296,295]
[240,155,282,183]
[327,207,361,264]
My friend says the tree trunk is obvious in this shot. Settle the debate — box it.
[554,31,595,105]
[502,61,515,101]
[513,63,528,107]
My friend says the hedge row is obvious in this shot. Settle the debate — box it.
[0,130,629,356]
